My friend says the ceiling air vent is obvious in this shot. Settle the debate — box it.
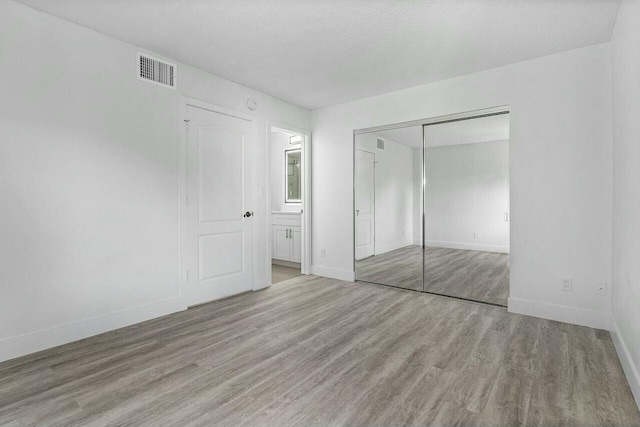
[137,52,176,89]
[376,138,385,150]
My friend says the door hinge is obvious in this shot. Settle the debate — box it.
[186,270,189,281]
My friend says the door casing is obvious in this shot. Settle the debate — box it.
[267,122,312,283]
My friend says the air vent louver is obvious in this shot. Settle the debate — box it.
[377,138,385,150]
[137,52,176,89]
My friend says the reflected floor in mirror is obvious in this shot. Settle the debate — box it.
[356,245,424,292]
[423,247,509,306]
[356,246,509,306]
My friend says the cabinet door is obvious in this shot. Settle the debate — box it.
[273,225,291,261]
[290,227,301,263]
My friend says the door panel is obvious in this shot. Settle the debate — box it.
[198,232,244,280]
[199,127,244,222]
[273,225,290,261]
[186,105,254,305]
[422,114,511,306]
[354,127,424,291]
[355,149,375,260]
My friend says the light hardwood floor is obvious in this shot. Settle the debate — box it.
[272,263,302,285]
[0,276,638,426]
[357,245,509,306]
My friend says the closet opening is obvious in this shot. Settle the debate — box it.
[353,107,510,307]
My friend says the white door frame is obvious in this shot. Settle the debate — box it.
[178,96,258,305]
[266,121,311,281]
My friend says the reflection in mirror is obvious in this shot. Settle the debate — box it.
[354,126,423,291]
[423,113,510,306]
[285,149,301,203]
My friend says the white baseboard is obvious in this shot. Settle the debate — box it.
[375,240,414,256]
[508,297,611,330]
[426,240,510,253]
[310,265,355,282]
[610,319,640,409]
[0,296,186,363]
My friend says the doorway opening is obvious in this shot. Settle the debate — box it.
[269,125,311,285]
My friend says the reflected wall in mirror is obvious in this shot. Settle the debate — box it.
[354,126,423,291]
[423,113,510,306]
[285,149,301,203]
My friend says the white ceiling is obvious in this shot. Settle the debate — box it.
[376,113,509,148]
[16,0,621,110]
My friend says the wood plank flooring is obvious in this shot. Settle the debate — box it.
[1,276,638,426]
[272,264,302,285]
[356,245,509,306]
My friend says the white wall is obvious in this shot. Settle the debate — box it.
[311,43,613,328]
[270,130,301,213]
[425,140,510,253]
[610,0,640,407]
[355,133,415,255]
[0,1,309,362]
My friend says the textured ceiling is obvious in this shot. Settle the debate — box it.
[15,0,621,109]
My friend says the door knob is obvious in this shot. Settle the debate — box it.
[244,211,254,218]
[356,209,360,216]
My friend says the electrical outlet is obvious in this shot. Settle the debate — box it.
[320,249,326,257]
[473,232,479,239]
[561,277,573,292]
[595,282,607,296]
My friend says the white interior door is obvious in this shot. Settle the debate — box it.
[355,149,375,260]
[186,105,254,305]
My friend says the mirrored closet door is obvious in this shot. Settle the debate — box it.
[354,126,424,291]
[423,113,510,306]
[354,111,510,307]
